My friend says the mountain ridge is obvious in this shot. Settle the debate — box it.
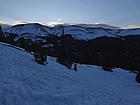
[0,23,140,72]
[3,23,140,40]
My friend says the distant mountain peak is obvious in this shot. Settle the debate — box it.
[3,23,140,40]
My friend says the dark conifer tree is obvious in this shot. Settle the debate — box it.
[136,71,140,83]
[33,44,47,64]
[34,51,47,64]
[0,25,2,31]
[74,63,77,71]
[0,25,3,41]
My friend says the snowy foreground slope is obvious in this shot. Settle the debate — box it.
[0,42,140,105]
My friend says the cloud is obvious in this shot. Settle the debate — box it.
[45,18,63,27]
[56,18,61,22]
[94,22,101,24]
[0,20,31,26]
[121,25,140,29]
[45,22,64,27]
[15,21,29,24]
[2,19,140,29]
[0,21,11,28]
[45,22,120,29]
[0,21,6,24]
[75,23,120,29]
[14,20,44,25]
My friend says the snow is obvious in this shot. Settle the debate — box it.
[52,25,64,37]
[53,26,117,40]
[117,29,140,36]
[3,23,53,37]
[3,24,140,41]
[43,44,54,48]
[0,42,140,105]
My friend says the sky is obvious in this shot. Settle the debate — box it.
[0,0,140,28]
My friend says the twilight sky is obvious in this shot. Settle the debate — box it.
[0,0,140,27]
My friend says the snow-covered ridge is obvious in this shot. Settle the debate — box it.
[3,23,54,37]
[3,23,140,40]
[0,42,140,105]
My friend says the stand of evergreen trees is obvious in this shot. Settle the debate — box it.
[1,25,140,83]
[136,71,140,83]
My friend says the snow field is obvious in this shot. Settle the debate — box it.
[0,42,140,105]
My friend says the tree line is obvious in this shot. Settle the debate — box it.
[0,25,140,82]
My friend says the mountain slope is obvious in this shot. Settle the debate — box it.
[3,23,53,37]
[0,42,140,105]
[3,23,140,40]
[0,23,11,29]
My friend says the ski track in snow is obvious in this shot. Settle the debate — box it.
[0,42,140,105]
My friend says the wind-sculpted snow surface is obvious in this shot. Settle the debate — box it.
[0,42,140,105]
